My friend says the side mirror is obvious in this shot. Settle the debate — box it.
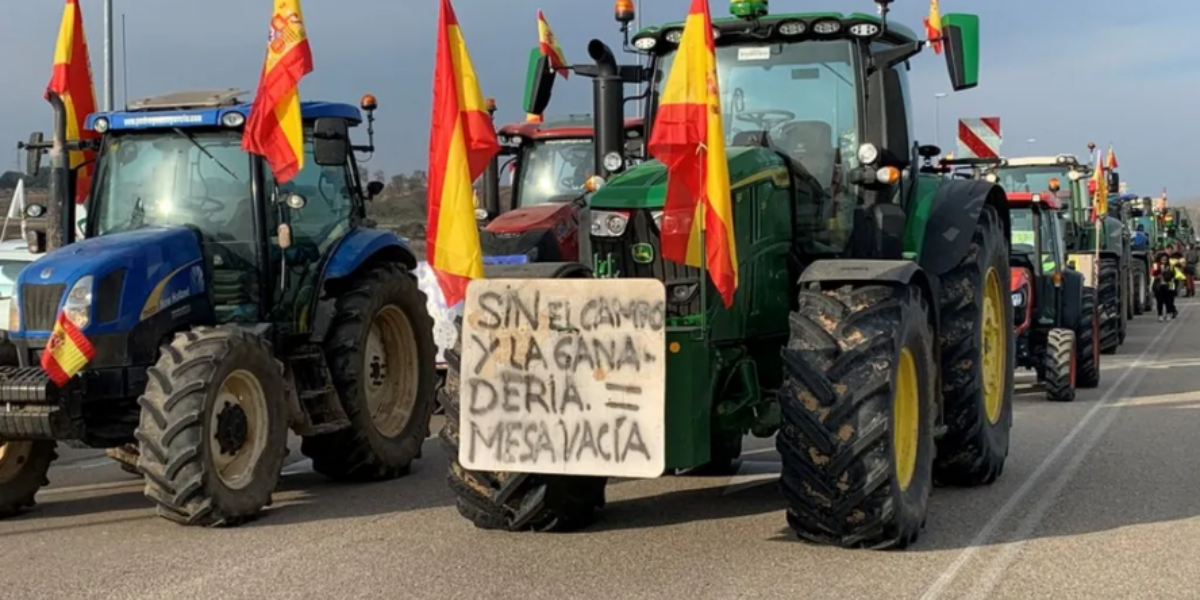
[522,47,556,117]
[366,180,384,200]
[941,14,980,92]
[24,132,44,177]
[312,118,349,167]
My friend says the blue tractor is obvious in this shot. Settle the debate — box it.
[0,89,437,526]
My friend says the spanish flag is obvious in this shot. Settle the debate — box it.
[537,10,569,79]
[41,311,95,388]
[646,0,738,308]
[1106,144,1119,170]
[1091,148,1108,221]
[427,0,500,306]
[46,0,98,205]
[924,0,943,55]
[242,0,314,185]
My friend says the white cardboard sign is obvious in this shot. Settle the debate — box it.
[458,278,667,478]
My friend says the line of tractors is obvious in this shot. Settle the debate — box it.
[0,0,1185,551]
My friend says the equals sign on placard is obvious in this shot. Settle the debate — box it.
[604,382,641,411]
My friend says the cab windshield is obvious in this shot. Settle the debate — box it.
[516,139,593,208]
[1010,208,1036,255]
[994,166,1066,194]
[91,130,256,242]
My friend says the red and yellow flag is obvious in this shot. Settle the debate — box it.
[427,0,500,306]
[646,0,738,308]
[924,0,943,55]
[242,0,314,185]
[41,312,95,388]
[1091,148,1108,221]
[1105,144,1118,169]
[46,0,98,205]
[537,10,569,79]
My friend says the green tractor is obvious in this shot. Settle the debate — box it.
[1119,195,1154,314]
[987,154,1130,354]
[441,1,1015,549]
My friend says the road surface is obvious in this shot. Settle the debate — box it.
[3,301,1200,599]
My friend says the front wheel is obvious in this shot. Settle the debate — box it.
[302,263,438,481]
[1043,328,1076,402]
[0,440,56,518]
[137,326,288,527]
[777,284,936,549]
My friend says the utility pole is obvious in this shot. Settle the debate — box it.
[103,0,114,111]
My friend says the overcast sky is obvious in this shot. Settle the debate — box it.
[0,0,1193,198]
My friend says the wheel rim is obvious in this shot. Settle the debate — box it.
[893,348,920,492]
[363,305,420,438]
[209,370,269,490]
[0,441,32,485]
[981,267,1006,425]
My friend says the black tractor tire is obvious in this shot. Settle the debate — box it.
[1131,269,1145,316]
[137,326,289,527]
[1075,286,1101,389]
[1125,269,1135,320]
[1139,264,1154,312]
[441,314,608,532]
[301,263,438,481]
[0,440,57,518]
[1097,257,1121,354]
[777,284,936,549]
[934,204,1014,488]
[106,444,141,476]
[1043,328,1076,402]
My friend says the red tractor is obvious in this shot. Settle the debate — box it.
[1008,190,1101,402]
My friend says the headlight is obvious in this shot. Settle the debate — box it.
[665,29,683,43]
[1012,291,1025,307]
[811,19,842,35]
[777,20,806,36]
[63,275,93,329]
[92,117,109,133]
[667,282,699,304]
[651,210,664,230]
[633,36,657,51]
[221,112,246,128]
[857,143,879,165]
[849,23,880,37]
[591,210,628,238]
[603,152,624,173]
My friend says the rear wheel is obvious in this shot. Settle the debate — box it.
[1132,269,1146,316]
[302,263,437,481]
[1043,328,1076,403]
[137,326,288,527]
[0,440,56,518]
[1097,257,1120,354]
[777,284,936,549]
[1075,286,1101,388]
[934,205,1014,487]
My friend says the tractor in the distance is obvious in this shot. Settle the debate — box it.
[0,89,437,526]
[441,1,1016,550]
[1117,194,1154,314]
[987,154,1130,354]
[1008,191,1100,402]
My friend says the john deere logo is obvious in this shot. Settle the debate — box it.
[631,243,654,264]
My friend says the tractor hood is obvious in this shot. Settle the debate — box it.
[485,202,575,234]
[14,226,205,336]
[589,147,786,210]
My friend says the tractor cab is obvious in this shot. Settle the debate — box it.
[1008,191,1068,324]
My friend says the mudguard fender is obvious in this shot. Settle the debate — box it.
[798,258,939,327]
[918,179,1009,277]
[323,228,418,281]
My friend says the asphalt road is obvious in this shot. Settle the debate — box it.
[3,301,1200,599]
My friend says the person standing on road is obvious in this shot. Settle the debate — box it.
[1183,256,1196,297]
[1153,254,1184,320]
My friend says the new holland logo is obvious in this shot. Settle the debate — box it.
[631,243,654,264]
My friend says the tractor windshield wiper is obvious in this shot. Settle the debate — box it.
[173,128,240,181]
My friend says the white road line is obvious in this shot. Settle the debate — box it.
[722,459,780,495]
[919,309,1185,600]
[963,308,1194,599]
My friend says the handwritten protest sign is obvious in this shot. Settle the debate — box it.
[458,278,667,478]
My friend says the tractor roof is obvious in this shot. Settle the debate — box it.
[1006,191,1063,210]
[1001,155,1081,168]
[635,12,918,46]
[83,88,362,132]
[499,116,644,141]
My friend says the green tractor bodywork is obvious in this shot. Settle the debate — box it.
[987,155,1131,353]
[443,3,1015,549]
[1119,195,1155,314]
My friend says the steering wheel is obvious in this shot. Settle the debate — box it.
[178,195,227,213]
[735,109,797,132]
